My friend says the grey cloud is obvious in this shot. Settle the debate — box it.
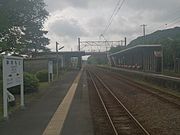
[86,16,107,36]
[44,0,89,11]
[44,0,180,51]
[123,0,180,24]
[107,20,139,36]
[49,18,88,39]
[44,0,116,11]
[126,0,180,11]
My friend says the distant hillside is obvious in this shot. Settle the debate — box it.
[128,27,180,47]
[109,27,180,71]
[109,27,180,53]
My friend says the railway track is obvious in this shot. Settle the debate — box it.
[87,70,151,135]
[97,68,180,108]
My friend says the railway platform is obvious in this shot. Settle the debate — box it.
[0,66,180,135]
[0,69,93,135]
[101,66,180,81]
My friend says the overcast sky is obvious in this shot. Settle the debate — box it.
[44,0,180,51]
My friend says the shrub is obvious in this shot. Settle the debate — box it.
[0,57,2,80]
[24,72,39,93]
[9,72,39,94]
[36,70,48,82]
[0,80,2,92]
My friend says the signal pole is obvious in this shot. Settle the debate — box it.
[78,37,80,51]
[56,42,59,77]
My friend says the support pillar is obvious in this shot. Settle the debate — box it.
[77,56,82,69]
[78,38,80,51]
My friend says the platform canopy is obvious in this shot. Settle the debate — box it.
[109,44,162,56]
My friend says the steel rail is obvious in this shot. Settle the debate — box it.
[88,71,118,135]
[98,68,180,108]
[88,70,151,135]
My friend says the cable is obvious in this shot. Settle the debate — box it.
[149,9,180,33]
[167,16,180,26]
[149,16,180,34]
[102,0,126,35]
[102,0,122,35]
[109,0,122,25]
[114,0,126,16]
[104,0,125,34]
[167,18,180,27]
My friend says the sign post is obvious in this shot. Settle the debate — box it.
[48,61,53,83]
[2,56,24,119]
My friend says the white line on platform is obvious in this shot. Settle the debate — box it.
[43,70,83,135]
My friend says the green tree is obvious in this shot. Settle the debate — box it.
[87,54,108,65]
[0,0,50,54]
[162,38,180,72]
[109,45,126,53]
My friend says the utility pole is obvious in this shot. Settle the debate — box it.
[140,24,147,37]
[120,40,123,46]
[124,37,127,46]
[141,24,147,44]
[56,42,59,77]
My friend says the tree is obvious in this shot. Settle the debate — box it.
[159,37,180,72]
[109,45,125,53]
[0,0,50,54]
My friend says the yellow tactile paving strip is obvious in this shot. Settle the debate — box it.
[43,70,82,135]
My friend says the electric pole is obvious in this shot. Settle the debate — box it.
[124,37,127,46]
[140,24,147,37]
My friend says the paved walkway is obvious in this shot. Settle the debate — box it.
[0,71,78,135]
[61,70,94,135]
[43,69,83,135]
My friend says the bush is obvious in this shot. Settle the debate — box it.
[0,80,2,92]
[0,57,2,80]
[36,70,48,82]
[24,72,39,93]
[9,72,39,94]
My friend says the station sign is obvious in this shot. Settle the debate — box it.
[48,61,53,82]
[3,56,23,88]
[2,55,24,119]
[48,61,53,74]
[154,51,162,57]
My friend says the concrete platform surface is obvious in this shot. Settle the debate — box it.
[43,69,83,135]
[0,71,78,135]
[61,70,94,135]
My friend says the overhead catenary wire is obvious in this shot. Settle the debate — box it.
[102,0,126,35]
[102,0,122,35]
[166,17,180,27]
[149,9,180,34]
[108,0,122,25]
[114,0,126,16]
[149,17,180,34]
[168,18,180,27]
[157,16,180,30]
[103,0,125,35]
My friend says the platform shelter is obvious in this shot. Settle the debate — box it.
[109,45,163,73]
